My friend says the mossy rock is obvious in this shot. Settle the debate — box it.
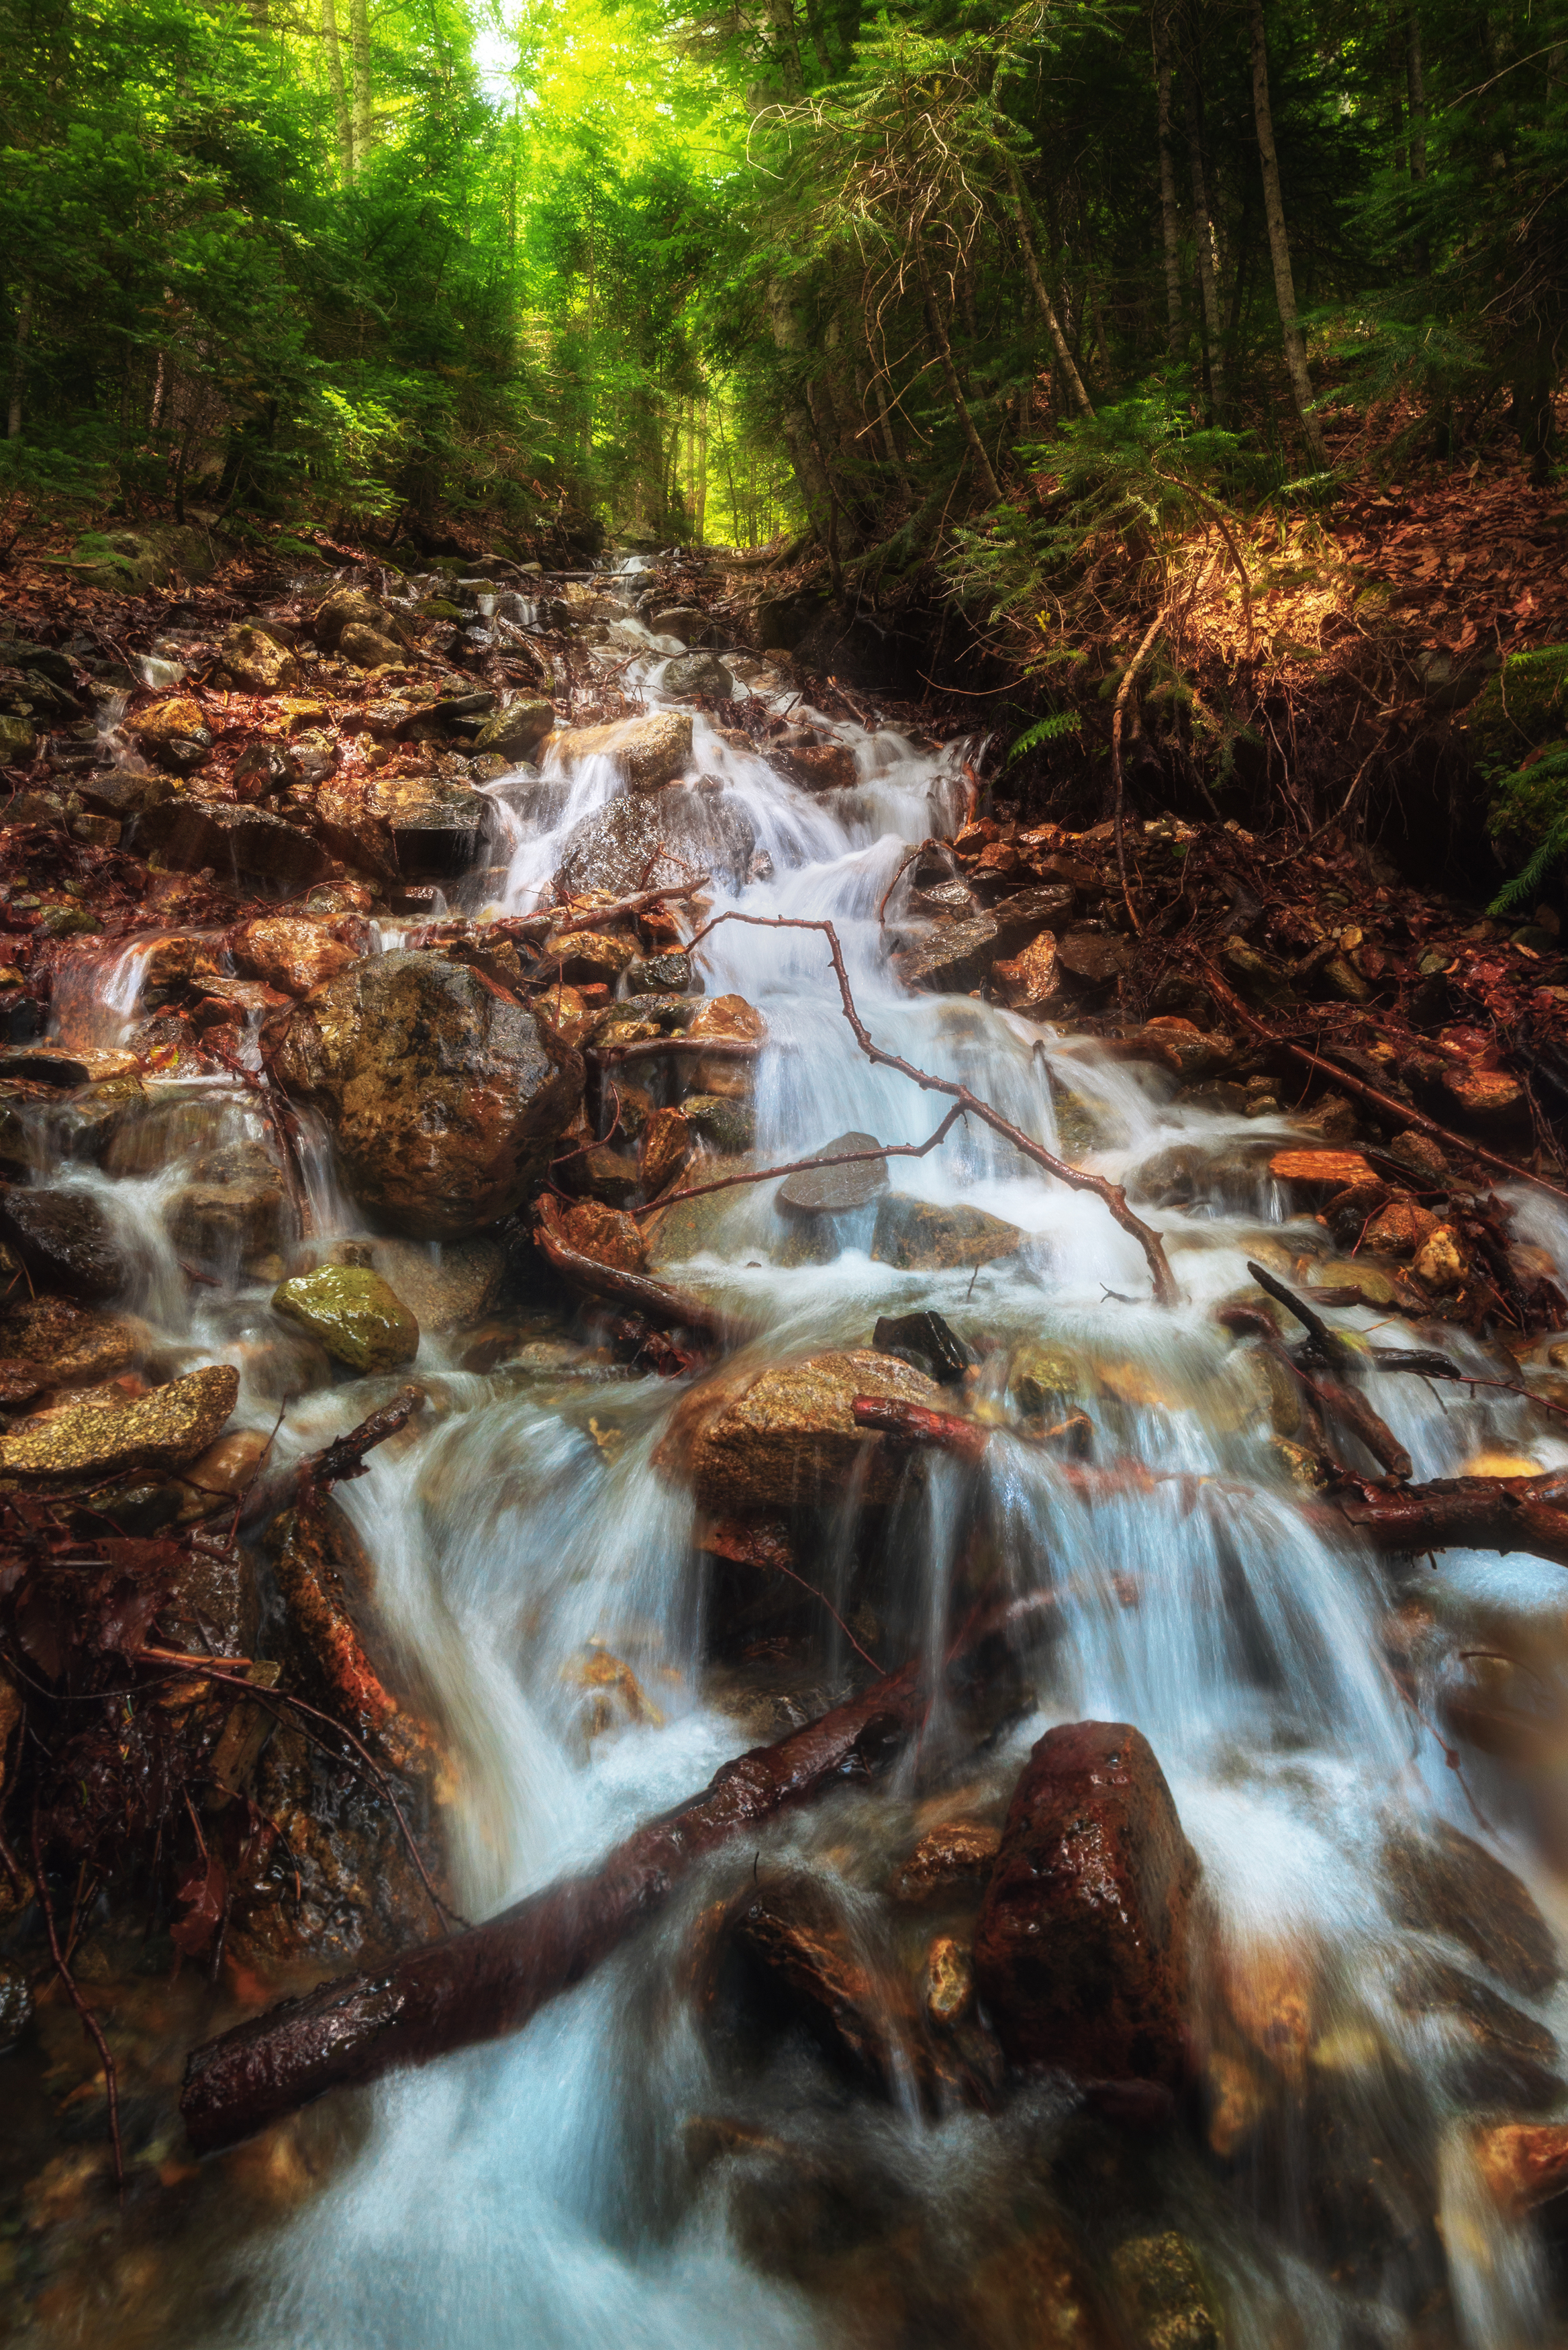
[272,1265,420,1372]
[1473,645,1568,869]
[417,598,464,622]
[65,524,226,594]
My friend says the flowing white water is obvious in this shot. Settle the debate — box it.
[44,580,1568,2347]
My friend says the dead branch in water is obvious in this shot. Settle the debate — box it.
[535,1201,744,1343]
[179,1589,1046,2154]
[682,912,1179,1306]
[632,1107,969,1220]
[295,1384,428,1512]
[850,1398,1568,1571]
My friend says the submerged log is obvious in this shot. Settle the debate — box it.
[179,1595,1032,2154]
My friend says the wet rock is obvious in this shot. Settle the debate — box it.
[1363,1196,1437,1258]
[555,784,754,898]
[76,767,174,821]
[472,698,554,761]
[1382,1817,1559,1997]
[869,1194,1022,1272]
[573,1144,641,1206]
[1009,1342,1084,1414]
[640,1107,692,1196]
[273,950,583,1238]
[959,2216,1115,2350]
[992,931,1061,1013]
[231,914,356,999]
[338,621,407,670]
[1473,2121,1568,2214]
[164,1143,287,1264]
[125,695,213,759]
[553,1198,646,1272]
[628,951,693,995]
[891,1819,1001,1904]
[731,1873,922,2096]
[973,1720,1199,2085]
[0,1295,138,1386]
[1128,1139,1275,1214]
[871,1309,973,1386]
[1108,2232,1222,2350]
[272,1265,420,1372]
[777,1130,888,1215]
[312,587,398,651]
[1057,929,1135,985]
[353,1236,505,1333]
[138,797,333,888]
[377,775,489,879]
[0,1182,126,1299]
[656,1348,947,1511]
[650,604,715,645]
[0,1362,238,1480]
[893,914,999,993]
[221,623,299,692]
[1412,1223,1467,1290]
[681,1095,756,1154]
[990,883,1078,941]
[538,927,636,984]
[1394,1957,1562,2109]
[924,1936,974,2028]
[1442,1064,1525,1125]
[662,652,734,699]
[549,712,693,791]
[780,743,858,793]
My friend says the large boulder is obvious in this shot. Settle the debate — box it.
[0,1297,138,1386]
[136,798,333,890]
[313,588,404,653]
[272,950,583,1239]
[1383,1817,1559,1999]
[272,1266,420,1372]
[660,653,734,700]
[973,1720,1199,2086]
[893,915,999,994]
[546,712,692,792]
[554,784,754,900]
[314,774,490,881]
[221,623,299,694]
[869,1195,1022,1270]
[654,1348,946,1511]
[472,700,554,762]
[231,915,355,999]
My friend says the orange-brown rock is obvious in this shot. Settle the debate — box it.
[1412,1222,1468,1290]
[890,1820,1002,1905]
[545,712,693,792]
[555,1199,646,1273]
[991,931,1060,1012]
[640,1106,691,1196]
[654,1348,947,1511]
[1382,1816,1559,1998]
[231,916,356,1000]
[1363,1196,1438,1258]
[973,1720,1199,2086]
[1443,1064,1525,1125]
[272,950,583,1239]
[1268,1149,1375,1188]
[1473,2122,1568,2214]
[687,993,767,1043]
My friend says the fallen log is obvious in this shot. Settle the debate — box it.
[180,1594,1036,2154]
[534,1213,744,1344]
[850,1399,1568,1570]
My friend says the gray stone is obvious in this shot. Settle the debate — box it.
[893,914,999,993]
[870,1194,1022,1271]
[555,786,754,899]
[0,1182,127,1299]
[136,798,333,888]
[777,1130,889,1215]
[660,652,734,698]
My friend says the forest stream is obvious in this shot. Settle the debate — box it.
[4,547,1568,2350]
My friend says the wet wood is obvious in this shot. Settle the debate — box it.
[179,1594,1035,2154]
[534,1216,741,1342]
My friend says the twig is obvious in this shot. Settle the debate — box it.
[633,1107,967,1219]
[685,912,1178,1305]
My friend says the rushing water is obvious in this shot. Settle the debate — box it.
[32,569,1568,2349]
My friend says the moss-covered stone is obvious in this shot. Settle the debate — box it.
[272,1265,420,1372]
[0,1363,238,1480]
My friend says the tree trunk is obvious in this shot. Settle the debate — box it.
[1004,160,1093,418]
[1154,9,1184,357]
[1248,0,1326,465]
[1404,5,1430,271]
[322,0,354,179]
[765,277,842,590]
[6,288,32,440]
[1181,62,1226,419]
[915,238,1004,504]
[695,395,709,540]
[180,1596,1036,2153]
[349,0,372,174]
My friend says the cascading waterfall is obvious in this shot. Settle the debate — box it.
[28,565,1568,2350]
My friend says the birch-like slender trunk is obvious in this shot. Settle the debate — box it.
[1181,54,1226,419]
[1154,9,1184,356]
[1002,159,1093,418]
[1248,0,1327,465]
[322,0,354,178]
[915,236,1003,504]
[7,289,32,440]
[349,0,372,175]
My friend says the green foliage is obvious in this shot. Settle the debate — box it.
[1006,710,1082,761]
